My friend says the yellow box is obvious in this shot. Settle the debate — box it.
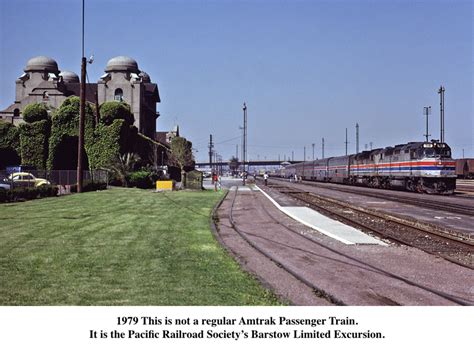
[156,180,173,191]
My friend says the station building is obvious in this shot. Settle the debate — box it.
[0,55,160,139]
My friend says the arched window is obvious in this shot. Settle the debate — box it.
[114,88,123,102]
[13,109,20,117]
[43,91,49,101]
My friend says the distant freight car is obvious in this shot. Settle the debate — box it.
[456,159,474,179]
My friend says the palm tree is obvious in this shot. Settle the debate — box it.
[108,152,139,187]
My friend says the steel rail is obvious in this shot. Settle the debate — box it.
[252,184,473,306]
[266,181,474,269]
[273,177,474,217]
[228,187,345,305]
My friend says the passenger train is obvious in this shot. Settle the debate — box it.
[277,141,456,194]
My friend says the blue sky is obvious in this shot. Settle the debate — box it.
[0,0,472,162]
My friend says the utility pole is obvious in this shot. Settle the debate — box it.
[438,85,445,142]
[462,149,465,158]
[423,106,431,142]
[242,102,247,185]
[370,142,373,150]
[292,151,294,161]
[303,146,306,162]
[344,128,348,155]
[208,134,213,171]
[312,143,315,160]
[322,138,325,159]
[236,144,238,160]
[77,0,86,193]
[356,123,359,154]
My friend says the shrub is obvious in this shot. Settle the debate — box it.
[99,101,134,126]
[128,170,155,189]
[22,103,49,123]
[0,185,58,203]
[70,182,107,193]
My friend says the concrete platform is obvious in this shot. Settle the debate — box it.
[255,186,386,245]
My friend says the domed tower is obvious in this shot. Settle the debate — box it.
[98,56,160,138]
[15,56,60,105]
[59,70,80,83]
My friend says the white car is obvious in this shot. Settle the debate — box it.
[0,179,11,190]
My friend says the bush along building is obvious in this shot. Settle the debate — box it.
[0,56,169,171]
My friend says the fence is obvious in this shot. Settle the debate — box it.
[0,169,109,187]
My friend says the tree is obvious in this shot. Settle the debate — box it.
[22,103,49,123]
[109,152,140,187]
[168,137,194,186]
[228,156,240,175]
[99,101,134,126]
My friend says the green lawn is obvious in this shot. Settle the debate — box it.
[0,188,279,305]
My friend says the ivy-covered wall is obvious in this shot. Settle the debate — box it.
[47,96,95,170]
[88,119,129,169]
[1,97,166,172]
[19,119,50,169]
[0,121,21,169]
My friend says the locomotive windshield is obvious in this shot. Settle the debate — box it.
[423,147,451,158]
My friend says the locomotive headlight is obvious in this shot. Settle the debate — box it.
[423,143,433,148]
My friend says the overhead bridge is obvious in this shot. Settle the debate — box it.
[195,160,302,168]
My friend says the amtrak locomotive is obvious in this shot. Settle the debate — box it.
[280,141,456,194]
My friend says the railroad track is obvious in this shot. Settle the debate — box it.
[272,177,474,217]
[224,186,472,305]
[264,181,474,270]
[456,180,474,194]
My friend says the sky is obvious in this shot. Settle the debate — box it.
[0,0,472,162]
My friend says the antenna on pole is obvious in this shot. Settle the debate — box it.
[356,123,359,153]
[438,85,445,142]
[344,128,348,155]
[423,106,431,142]
[322,137,325,159]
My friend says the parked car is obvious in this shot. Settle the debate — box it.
[7,172,51,188]
[0,179,11,190]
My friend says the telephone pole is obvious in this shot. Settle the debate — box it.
[77,0,87,193]
[438,85,445,142]
[242,102,247,185]
[303,146,306,161]
[322,137,325,159]
[208,134,214,171]
[312,143,315,160]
